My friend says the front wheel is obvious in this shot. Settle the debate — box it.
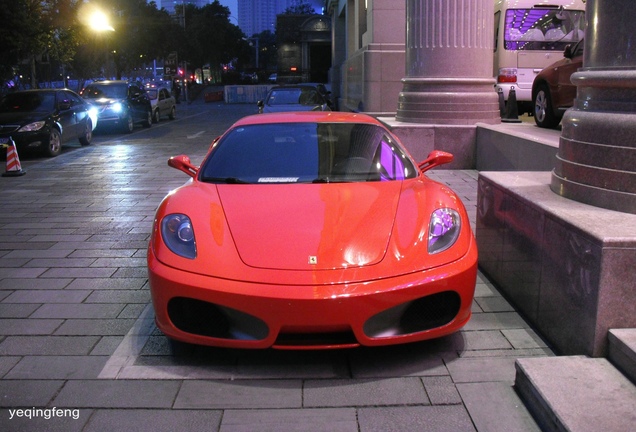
[45,128,62,157]
[79,119,92,146]
[122,113,134,133]
[143,110,152,128]
[153,109,160,124]
[534,84,562,129]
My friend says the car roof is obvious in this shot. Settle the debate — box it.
[88,80,129,86]
[233,112,383,127]
[6,89,70,94]
[270,84,319,89]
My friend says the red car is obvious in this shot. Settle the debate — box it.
[532,39,584,128]
[148,112,477,349]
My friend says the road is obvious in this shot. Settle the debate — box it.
[0,101,549,431]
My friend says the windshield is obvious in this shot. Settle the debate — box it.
[82,84,128,99]
[200,122,418,184]
[0,92,55,113]
[504,8,584,51]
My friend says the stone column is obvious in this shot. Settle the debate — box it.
[396,0,500,124]
[551,0,636,214]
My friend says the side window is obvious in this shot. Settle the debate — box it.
[376,137,407,181]
[129,85,142,98]
[65,91,82,106]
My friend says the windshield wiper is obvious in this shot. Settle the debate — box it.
[202,176,248,184]
[311,177,331,183]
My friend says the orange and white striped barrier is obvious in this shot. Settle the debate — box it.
[2,138,26,177]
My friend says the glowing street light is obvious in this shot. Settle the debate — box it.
[88,10,114,32]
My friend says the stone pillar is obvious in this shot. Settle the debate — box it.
[551,0,636,214]
[396,0,500,124]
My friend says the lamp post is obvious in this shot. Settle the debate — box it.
[243,37,260,70]
[87,9,115,78]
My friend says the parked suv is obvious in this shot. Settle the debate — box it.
[80,80,152,133]
[532,39,584,128]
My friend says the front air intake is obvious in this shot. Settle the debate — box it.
[363,291,461,338]
[167,297,269,341]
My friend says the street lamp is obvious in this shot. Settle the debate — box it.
[88,10,114,32]
[83,7,115,78]
[243,37,260,70]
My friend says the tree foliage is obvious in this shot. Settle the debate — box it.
[0,0,261,88]
[283,0,317,15]
[181,2,247,73]
[0,0,79,88]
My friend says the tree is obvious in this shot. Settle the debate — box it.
[283,0,316,15]
[181,1,248,79]
[0,0,52,88]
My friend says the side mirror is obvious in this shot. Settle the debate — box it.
[257,100,264,113]
[168,155,198,178]
[58,101,71,110]
[563,44,573,59]
[418,150,454,172]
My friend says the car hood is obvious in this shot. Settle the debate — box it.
[0,111,50,125]
[217,183,401,271]
[152,178,473,284]
[85,97,125,106]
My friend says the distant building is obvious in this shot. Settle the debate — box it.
[165,0,213,13]
[276,13,331,84]
[238,0,288,36]
[238,0,323,37]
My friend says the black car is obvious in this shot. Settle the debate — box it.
[0,89,94,157]
[257,85,332,114]
[80,80,152,133]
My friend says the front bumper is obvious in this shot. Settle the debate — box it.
[0,130,49,151]
[148,238,478,350]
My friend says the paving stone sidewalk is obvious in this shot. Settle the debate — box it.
[0,102,552,432]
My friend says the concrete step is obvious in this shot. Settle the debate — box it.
[608,328,636,384]
[514,356,636,432]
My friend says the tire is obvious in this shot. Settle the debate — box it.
[79,119,92,146]
[45,128,62,157]
[534,84,562,128]
[143,110,152,128]
[169,106,176,120]
[153,109,160,124]
[123,113,134,133]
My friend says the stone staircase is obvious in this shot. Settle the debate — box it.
[514,329,636,432]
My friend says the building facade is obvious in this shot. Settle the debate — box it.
[237,0,291,36]
[325,0,406,115]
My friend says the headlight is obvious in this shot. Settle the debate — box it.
[18,121,46,132]
[428,208,460,254]
[161,214,196,259]
[112,102,123,113]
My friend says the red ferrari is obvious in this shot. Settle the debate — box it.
[148,112,477,349]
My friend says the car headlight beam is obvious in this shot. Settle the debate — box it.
[161,214,197,259]
[428,208,460,254]
[112,102,123,113]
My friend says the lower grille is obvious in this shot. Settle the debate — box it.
[363,291,461,338]
[167,297,268,341]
